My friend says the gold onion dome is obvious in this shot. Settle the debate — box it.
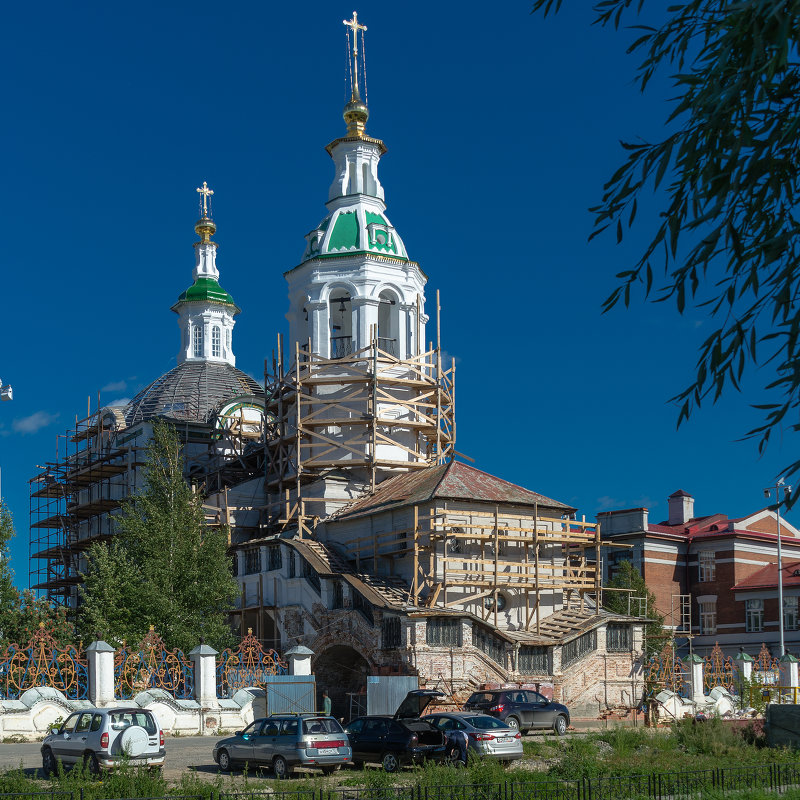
[344,97,369,138]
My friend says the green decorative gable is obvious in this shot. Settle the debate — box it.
[365,211,397,254]
[328,211,360,252]
[177,277,237,307]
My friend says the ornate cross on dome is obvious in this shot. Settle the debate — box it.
[343,11,367,100]
[196,181,214,218]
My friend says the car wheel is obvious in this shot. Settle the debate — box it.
[217,749,232,772]
[381,751,400,773]
[85,752,100,777]
[273,755,289,779]
[446,747,466,768]
[41,747,56,776]
[553,715,568,736]
[505,716,520,731]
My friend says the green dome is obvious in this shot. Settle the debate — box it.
[176,277,238,308]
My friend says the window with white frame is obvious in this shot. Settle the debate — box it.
[698,551,716,582]
[193,325,203,357]
[212,326,221,358]
[746,598,764,632]
[698,599,717,634]
[226,328,231,352]
[785,597,799,631]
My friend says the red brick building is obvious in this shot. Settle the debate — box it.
[598,490,800,656]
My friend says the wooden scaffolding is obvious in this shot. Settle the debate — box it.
[263,296,456,536]
[341,504,604,633]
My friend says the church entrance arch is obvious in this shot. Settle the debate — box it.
[313,645,370,721]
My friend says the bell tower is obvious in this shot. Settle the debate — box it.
[266,13,455,534]
[286,12,426,362]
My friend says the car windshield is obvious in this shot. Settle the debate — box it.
[464,716,508,730]
[303,718,343,735]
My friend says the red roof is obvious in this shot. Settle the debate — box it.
[733,561,800,591]
[332,460,575,520]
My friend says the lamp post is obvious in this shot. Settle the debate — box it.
[764,478,793,657]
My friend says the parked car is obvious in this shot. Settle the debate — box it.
[345,689,450,772]
[463,689,570,735]
[423,712,523,763]
[41,707,165,775]
[213,714,351,778]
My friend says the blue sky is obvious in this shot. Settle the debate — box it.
[0,2,794,588]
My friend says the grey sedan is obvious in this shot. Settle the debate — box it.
[423,713,523,764]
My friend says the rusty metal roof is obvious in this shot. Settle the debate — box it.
[332,460,575,520]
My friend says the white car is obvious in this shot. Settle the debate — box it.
[423,712,523,764]
[41,707,165,774]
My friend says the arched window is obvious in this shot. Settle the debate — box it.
[212,326,221,358]
[329,292,353,358]
[193,324,203,358]
[378,290,399,358]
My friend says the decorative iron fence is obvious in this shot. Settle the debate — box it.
[0,623,88,700]
[645,642,689,697]
[114,626,194,699]
[754,641,780,685]
[216,628,287,698]
[702,642,735,693]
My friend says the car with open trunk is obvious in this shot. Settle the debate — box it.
[345,689,449,772]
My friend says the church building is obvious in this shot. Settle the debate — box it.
[30,14,645,720]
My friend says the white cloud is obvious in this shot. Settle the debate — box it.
[596,495,623,511]
[107,397,131,407]
[13,411,59,435]
[102,380,127,392]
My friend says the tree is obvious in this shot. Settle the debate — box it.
[532,1,800,499]
[0,502,74,647]
[0,502,17,641]
[79,420,239,653]
[603,560,665,656]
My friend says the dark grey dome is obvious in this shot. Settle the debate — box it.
[125,361,263,426]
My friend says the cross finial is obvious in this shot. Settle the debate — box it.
[343,11,367,101]
[196,181,214,219]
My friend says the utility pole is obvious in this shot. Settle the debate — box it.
[764,478,793,657]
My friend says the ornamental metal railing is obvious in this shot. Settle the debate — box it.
[330,336,354,359]
[114,626,194,700]
[215,628,287,698]
[0,623,88,700]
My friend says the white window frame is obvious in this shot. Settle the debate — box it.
[698,551,716,582]
[746,598,764,632]
[193,325,203,358]
[212,326,221,358]
[784,597,799,631]
[698,599,717,634]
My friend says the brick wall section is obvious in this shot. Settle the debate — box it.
[642,552,686,622]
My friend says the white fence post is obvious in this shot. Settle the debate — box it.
[779,653,799,700]
[687,653,704,701]
[189,642,219,706]
[86,640,116,706]
[285,645,314,676]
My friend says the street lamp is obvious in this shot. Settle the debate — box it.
[0,378,11,401]
[764,478,793,657]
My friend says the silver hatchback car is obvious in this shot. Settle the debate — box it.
[423,712,523,764]
[41,707,165,774]
[213,714,351,778]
